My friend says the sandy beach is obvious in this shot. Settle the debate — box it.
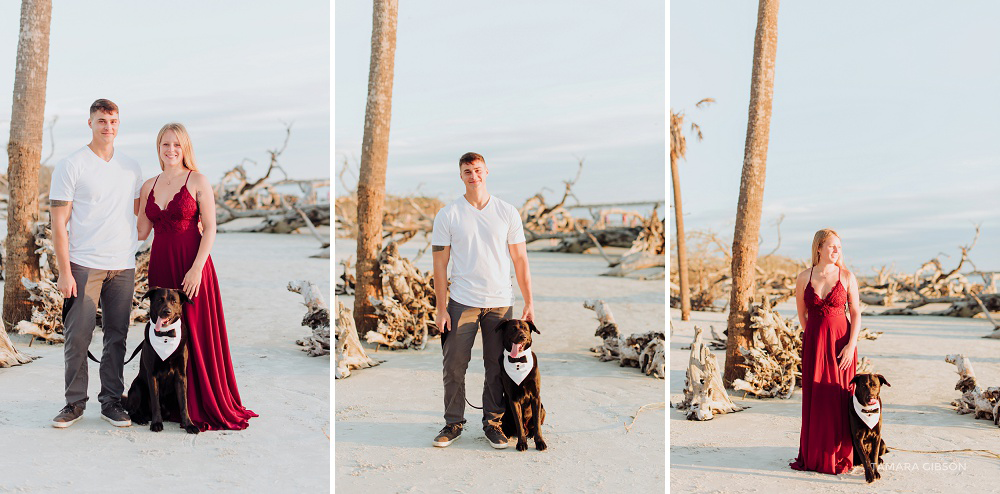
[669,305,1000,492]
[335,239,666,492]
[0,229,331,493]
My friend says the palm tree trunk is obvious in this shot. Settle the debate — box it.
[724,0,779,386]
[4,0,52,330]
[353,0,398,337]
[671,150,691,321]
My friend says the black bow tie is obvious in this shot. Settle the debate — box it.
[507,355,527,364]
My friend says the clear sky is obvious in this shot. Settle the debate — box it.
[335,1,665,208]
[671,2,1000,272]
[0,1,329,183]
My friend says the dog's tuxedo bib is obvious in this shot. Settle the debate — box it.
[149,318,181,360]
[503,349,534,385]
[852,395,881,429]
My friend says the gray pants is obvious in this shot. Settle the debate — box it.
[442,298,512,428]
[62,262,135,409]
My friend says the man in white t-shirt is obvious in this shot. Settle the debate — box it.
[49,99,144,429]
[430,152,535,449]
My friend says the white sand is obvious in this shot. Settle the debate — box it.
[0,231,331,493]
[670,305,1000,492]
[335,239,666,492]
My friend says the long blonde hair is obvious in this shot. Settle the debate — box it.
[156,123,199,172]
[811,228,847,269]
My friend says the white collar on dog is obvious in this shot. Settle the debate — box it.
[503,349,534,385]
[852,395,881,430]
[149,317,182,360]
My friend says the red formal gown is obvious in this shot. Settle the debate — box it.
[790,266,856,474]
[145,172,258,431]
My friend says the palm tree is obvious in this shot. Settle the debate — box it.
[4,0,52,329]
[353,0,398,336]
[670,98,713,322]
[724,0,780,386]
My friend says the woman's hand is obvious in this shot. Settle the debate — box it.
[182,263,204,300]
[837,340,857,371]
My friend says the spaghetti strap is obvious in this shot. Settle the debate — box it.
[184,171,192,186]
[809,266,814,284]
[152,174,160,187]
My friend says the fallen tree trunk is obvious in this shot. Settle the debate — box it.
[945,354,999,424]
[288,280,331,356]
[334,301,383,379]
[532,226,643,253]
[583,298,664,378]
[219,204,331,234]
[673,326,746,420]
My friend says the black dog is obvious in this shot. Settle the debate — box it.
[497,319,547,451]
[125,288,199,434]
[849,373,890,483]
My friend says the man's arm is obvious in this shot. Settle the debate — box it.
[508,242,534,321]
[50,200,77,298]
[433,245,451,332]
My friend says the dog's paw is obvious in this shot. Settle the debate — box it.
[516,439,528,451]
[150,422,164,432]
[873,470,881,480]
[184,425,200,434]
[535,439,547,451]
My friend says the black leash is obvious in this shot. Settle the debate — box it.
[88,343,144,366]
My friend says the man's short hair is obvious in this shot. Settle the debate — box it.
[90,99,119,116]
[459,152,484,167]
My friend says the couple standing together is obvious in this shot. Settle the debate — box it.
[50,99,256,431]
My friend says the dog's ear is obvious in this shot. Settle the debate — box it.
[178,290,193,305]
[876,374,891,387]
[528,320,540,334]
[850,374,866,386]
[142,288,158,300]
[496,318,511,331]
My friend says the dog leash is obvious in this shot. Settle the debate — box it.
[87,344,144,366]
[888,447,1000,460]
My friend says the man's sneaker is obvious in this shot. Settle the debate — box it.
[100,401,132,428]
[433,422,464,447]
[52,404,84,428]
[484,424,509,449]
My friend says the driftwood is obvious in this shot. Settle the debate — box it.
[362,241,439,350]
[731,296,802,399]
[856,356,875,375]
[218,203,330,234]
[670,229,804,313]
[336,257,356,296]
[673,326,746,420]
[945,354,1000,424]
[583,299,664,378]
[865,227,1000,332]
[288,280,331,356]
[1,323,37,368]
[334,301,383,379]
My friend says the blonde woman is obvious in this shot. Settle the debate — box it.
[789,229,861,474]
[134,123,257,431]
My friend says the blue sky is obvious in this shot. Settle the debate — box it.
[670,2,1000,272]
[0,1,329,183]
[335,1,665,208]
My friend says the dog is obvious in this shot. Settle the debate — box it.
[124,288,199,434]
[496,318,547,451]
[849,373,890,483]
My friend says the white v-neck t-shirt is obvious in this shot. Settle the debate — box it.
[49,146,144,270]
[432,195,526,308]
